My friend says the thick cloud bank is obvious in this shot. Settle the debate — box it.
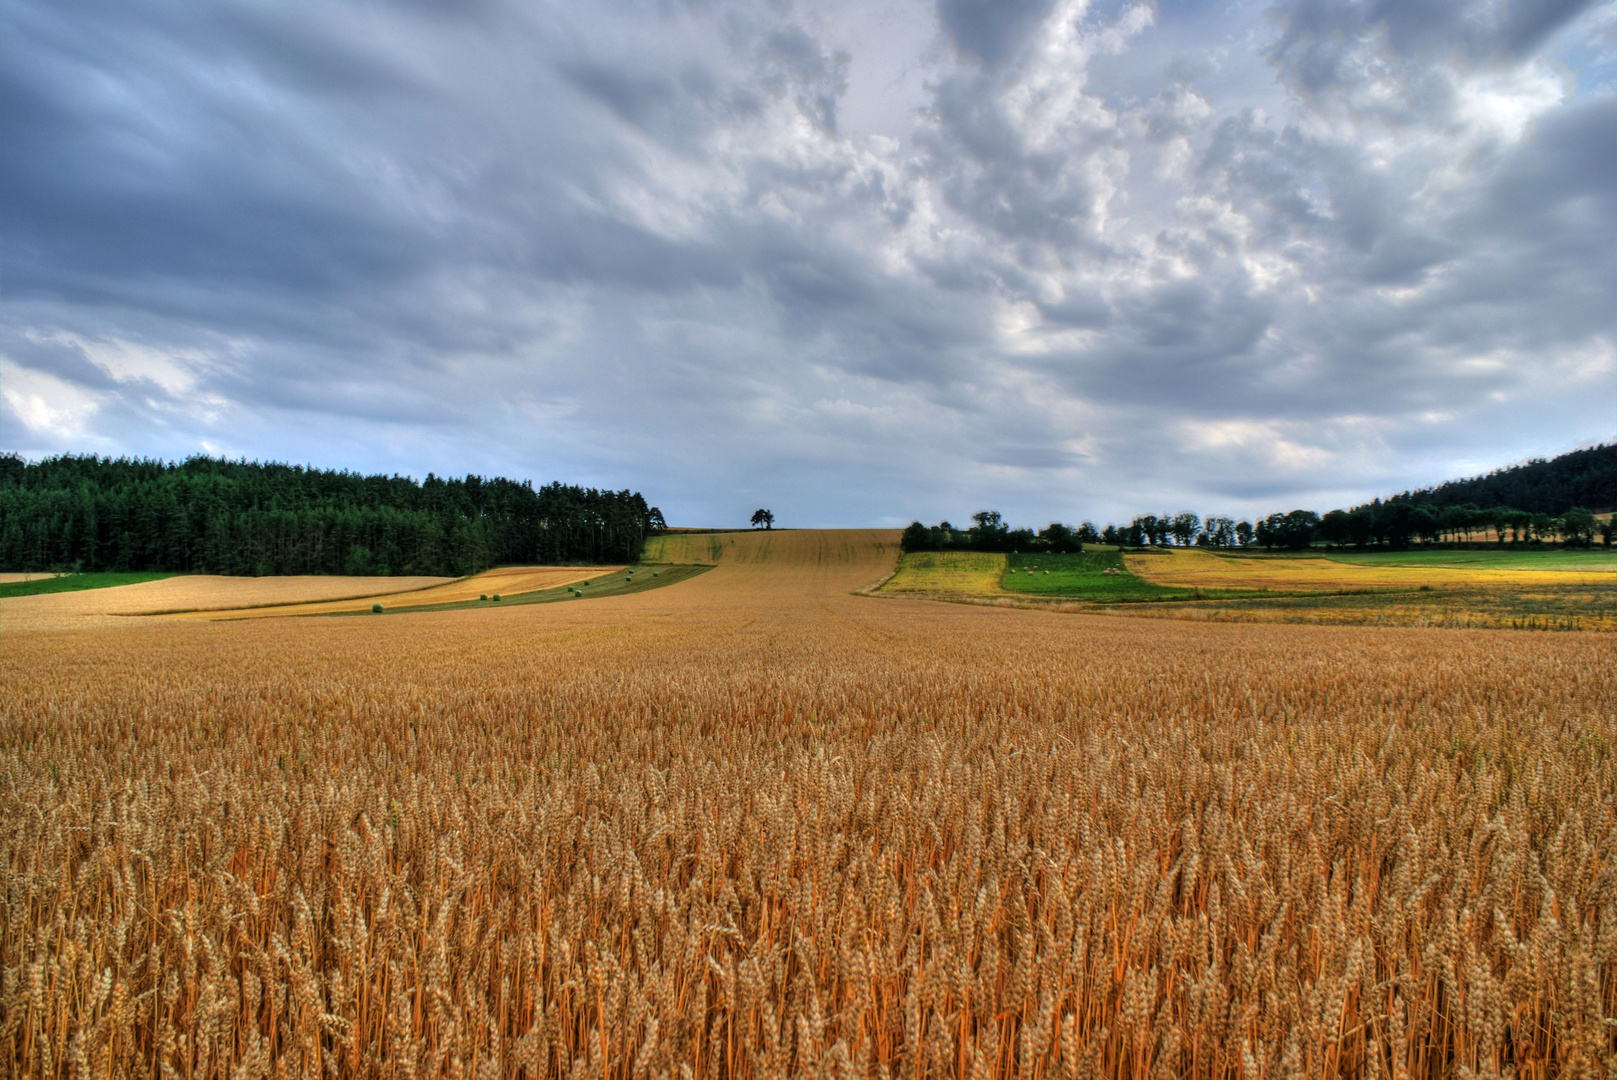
[3,0,1612,525]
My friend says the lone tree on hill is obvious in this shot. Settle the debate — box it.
[750,509,774,530]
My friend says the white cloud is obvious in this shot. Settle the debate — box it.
[38,332,203,397]
[0,359,104,439]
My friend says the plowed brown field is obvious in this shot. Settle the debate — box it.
[2,529,1612,1078]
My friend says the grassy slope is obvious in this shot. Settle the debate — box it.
[642,533,734,564]
[0,572,175,599]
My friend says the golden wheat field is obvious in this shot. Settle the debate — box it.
[1123,549,1612,592]
[2,529,1614,1079]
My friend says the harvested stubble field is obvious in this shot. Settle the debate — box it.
[1322,550,1616,573]
[181,567,625,621]
[0,574,454,633]
[1117,550,1617,631]
[1123,549,1613,592]
[877,548,1616,631]
[2,529,1614,1079]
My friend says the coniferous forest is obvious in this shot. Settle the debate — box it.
[0,455,664,575]
[1372,442,1617,515]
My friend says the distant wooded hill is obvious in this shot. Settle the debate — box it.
[903,441,1617,555]
[1376,442,1616,515]
[0,455,663,576]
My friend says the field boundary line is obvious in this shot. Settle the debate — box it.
[861,585,1611,631]
[295,563,716,618]
[853,569,901,596]
[124,575,477,616]
[869,584,1404,607]
[125,565,646,616]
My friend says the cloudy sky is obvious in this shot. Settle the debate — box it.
[3,0,1613,527]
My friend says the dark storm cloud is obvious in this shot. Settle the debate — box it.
[2,0,1611,525]
[1,3,442,308]
[561,59,735,146]
[938,0,1058,66]
[1474,92,1617,255]
[1269,0,1601,94]
[1036,291,1112,329]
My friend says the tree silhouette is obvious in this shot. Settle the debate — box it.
[750,509,774,530]
[1170,512,1200,547]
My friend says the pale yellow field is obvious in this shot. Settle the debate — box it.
[183,565,621,620]
[2,530,1613,1078]
[0,572,59,584]
[1127,547,1614,590]
[0,573,452,632]
[877,549,1006,595]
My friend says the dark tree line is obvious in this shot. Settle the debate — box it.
[1101,512,1246,549]
[901,511,1097,554]
[1380,442,1617,515]
[0,454,665,576]
[1315,501,1605,548]
[1103,502,1607,550]
[906,495,1607,559]
[905,445,1616,555]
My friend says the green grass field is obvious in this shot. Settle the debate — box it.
[1320,548,1616,571]
[0,572,176,599]
[1000,550,1260,602]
